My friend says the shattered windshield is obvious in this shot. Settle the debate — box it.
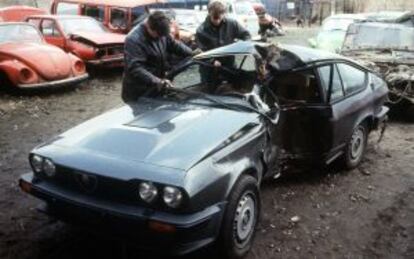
[155,55,274,116]
[343,24,414,51]
[59,18,106,34]
[0,24,43,44]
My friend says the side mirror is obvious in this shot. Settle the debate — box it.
[308,38,317,48]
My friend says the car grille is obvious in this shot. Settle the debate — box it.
[96,45,124,58]
[50,165,138,205]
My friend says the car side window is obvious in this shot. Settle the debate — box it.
[318,65,331,100]
[41,20,61,37]
[331,64,345,102]
[271,69,322,104]
[83,5,105,22]
[110,8,128,29]
[337,63,366,95]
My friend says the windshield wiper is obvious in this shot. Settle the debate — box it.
[166,88,279,124]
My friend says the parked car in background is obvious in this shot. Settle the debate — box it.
[19,41,388,259]
[26,15,126,68]
[0,22,88,89]
[341,22,414,121]
[308,13,366,53]
[226,0,260,37]
[0,5,46,22]
[50,0,165,34]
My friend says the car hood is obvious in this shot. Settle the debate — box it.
[0,42,72,80]
[71,31,126,46]
[39,99,260,172]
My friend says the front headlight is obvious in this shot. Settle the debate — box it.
[163,186,183,208]
[30,154,43,173]
[139,182,158,203]
[43,159,56,177]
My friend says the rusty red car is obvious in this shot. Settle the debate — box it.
[0,22,88,89]
[0,5,46,22]
[26,15,126,67]
[50,0,165,34]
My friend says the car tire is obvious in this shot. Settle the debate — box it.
[218,175,260,259]
[343,123,368,169]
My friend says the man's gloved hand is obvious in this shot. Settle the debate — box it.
[213,60,222,67]
[192,48,203,56]
[156,79,174,91]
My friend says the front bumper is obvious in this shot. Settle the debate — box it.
[19,173,224,255]
[17,74,88,88]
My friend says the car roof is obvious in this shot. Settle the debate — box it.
[55,0,164,8]
[326,13,366,20]
[195,41,348,65]
[353,21,413,30]
[27,14,93,20]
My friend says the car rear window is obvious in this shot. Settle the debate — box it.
[82,5,105,22]
[110,8,128,29]
[56,2,78,15]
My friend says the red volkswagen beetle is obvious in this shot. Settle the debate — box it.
[0,22,88,89]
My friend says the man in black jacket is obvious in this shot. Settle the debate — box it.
[196,0,251,92]
[122,11,193,103]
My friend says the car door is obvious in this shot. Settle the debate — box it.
[325,62,370,154]
[267,67,333,162]
[40,19,66,49]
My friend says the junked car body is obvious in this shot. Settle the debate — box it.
[50,0,166,34]
[19,42,388,258]
[341,22,414,121]
[26,15,126,67]
[308,13,366,53]
[0,22,88,89]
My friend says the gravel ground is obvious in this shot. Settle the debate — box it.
[1,2,414,258]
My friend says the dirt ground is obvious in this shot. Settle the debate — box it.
[1,1,414,258]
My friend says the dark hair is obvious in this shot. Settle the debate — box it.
[208,1,226,16]
[147,11,171,36]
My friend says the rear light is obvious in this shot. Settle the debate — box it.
[74,60,85,73]
[19,68,34,83]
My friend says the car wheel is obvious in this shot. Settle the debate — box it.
[218,175,260,259]
[343,123,368,169]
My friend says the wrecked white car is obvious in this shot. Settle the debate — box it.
[341,22,414,121]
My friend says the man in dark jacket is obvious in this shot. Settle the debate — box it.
[195,0,251,92]
[122,11,193,103]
